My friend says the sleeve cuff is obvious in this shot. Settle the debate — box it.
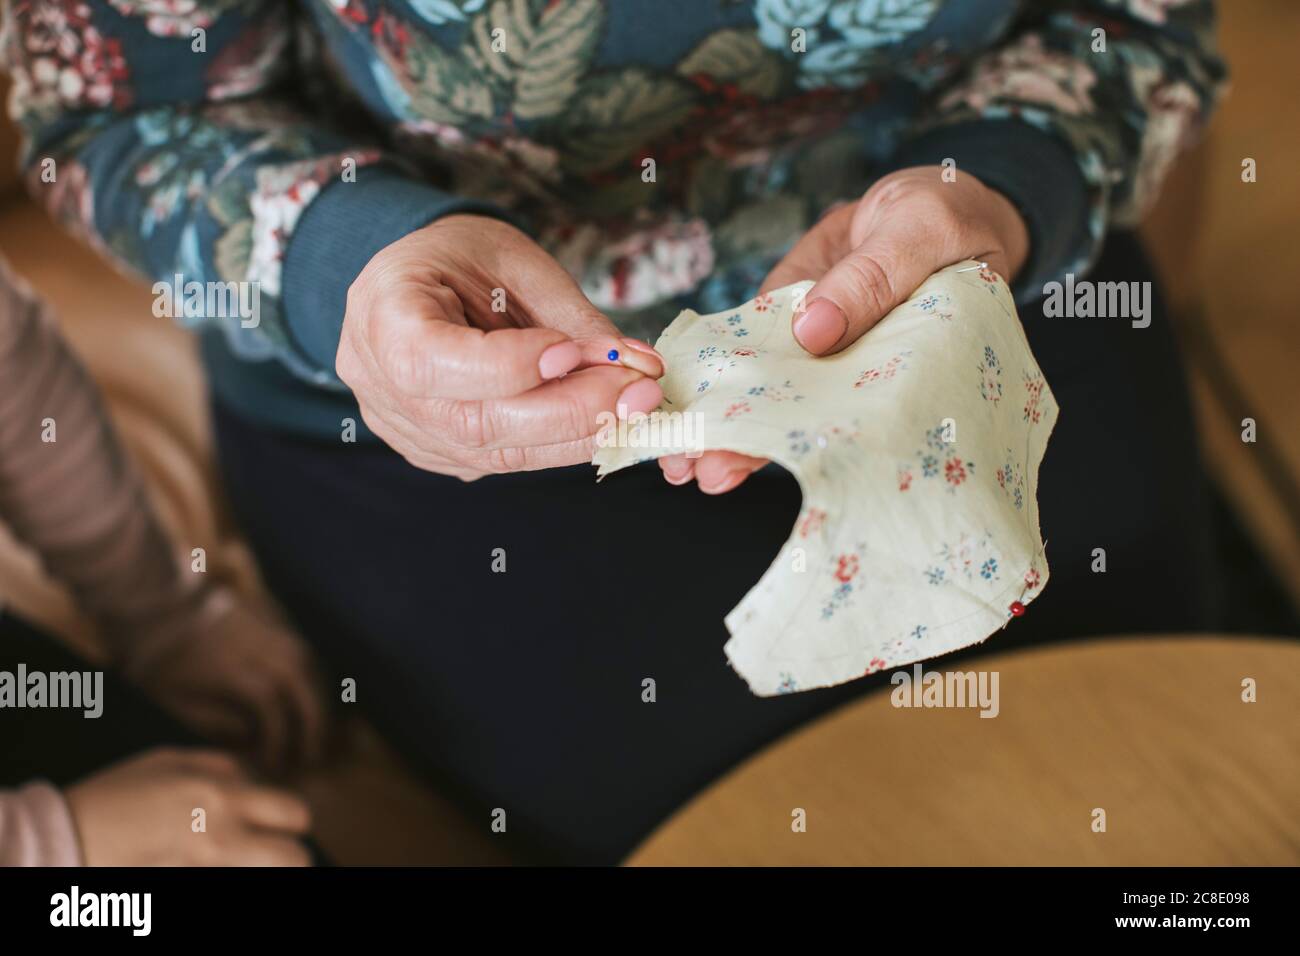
[0,782,83,866]
[881,119,1092,305]
[280,166,516,376]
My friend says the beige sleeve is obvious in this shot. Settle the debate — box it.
[0,781,83,867]
[0,256,206,667]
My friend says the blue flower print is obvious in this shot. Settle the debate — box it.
[979,345,1003,404]
[407,0,486,26]
[800,42,876,88]
[821,580,854,620]
[914,292,950,314]
[754,0,835,53]
[828,0,940,49]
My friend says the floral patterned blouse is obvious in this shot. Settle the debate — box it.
[2,0,1224,438]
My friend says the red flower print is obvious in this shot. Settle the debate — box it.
[732,348,757,357]
[752,293,774,312]
[371,13,410,60]
[1024,375,1045,425]
[834,554,860,583]
[724,400,751,419]
[863,657,888,675]
[330,0,368,22]
[898,468,913,491]
[944,456,968,486]
[798,508,826,539]
[855,352,909,388]
[1024,568,1041,589]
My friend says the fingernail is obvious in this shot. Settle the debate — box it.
[700,468,748,495]
[621,337,664,360]
[793,298,847,354]
[538,341,581,380]
[661,455,692,482]
[616,338,664,377]
[616,378,663,419]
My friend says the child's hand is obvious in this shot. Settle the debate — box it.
[659,166,1028,494]
[65,748,311,866]
[127,590,328,772]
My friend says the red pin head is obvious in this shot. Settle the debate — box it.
[1009,600,1026,617]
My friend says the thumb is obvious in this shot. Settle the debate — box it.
[792,220,938,356]
[501,248,664,378]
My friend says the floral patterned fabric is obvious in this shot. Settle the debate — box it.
[593,263,1056,695]
[1,0,1223,431]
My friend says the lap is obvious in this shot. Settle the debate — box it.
[214,430,873,862]
[211,232,1217,863]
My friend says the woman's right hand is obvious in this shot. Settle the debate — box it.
[337,215,665,479]
[65,748,312,866]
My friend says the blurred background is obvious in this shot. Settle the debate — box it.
[1140,0,1300,623]
[0,0,1296,865]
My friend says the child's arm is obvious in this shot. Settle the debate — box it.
[0,258,204,659]
[0,259,324,767]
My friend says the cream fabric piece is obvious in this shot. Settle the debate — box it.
[593,261,1058,696]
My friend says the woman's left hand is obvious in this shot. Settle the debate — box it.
[659,165,1029,493]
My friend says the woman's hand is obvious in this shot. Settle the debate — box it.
[65,748,312,866]
[659,166,1029,493]
[128,591,328,772]
[337,214,664,479]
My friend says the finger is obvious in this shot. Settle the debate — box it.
[794,218,938,355]
[406,366,664,454]
[165,696,255,749]
[268,680,304,773]
[694,451,768,494]
[760,257,816,297]
[167,748,246,778]
[226,834,312,867]
[279,657,328,768]
[232,783,312,834]
[760,207,850,295]
[574,337,664,379]
[359,368,661,473]
[228,669,289,771]
[482,252,664,377]
[255,638,326,770]
[360,284,581,401]
[658,454,696,486]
